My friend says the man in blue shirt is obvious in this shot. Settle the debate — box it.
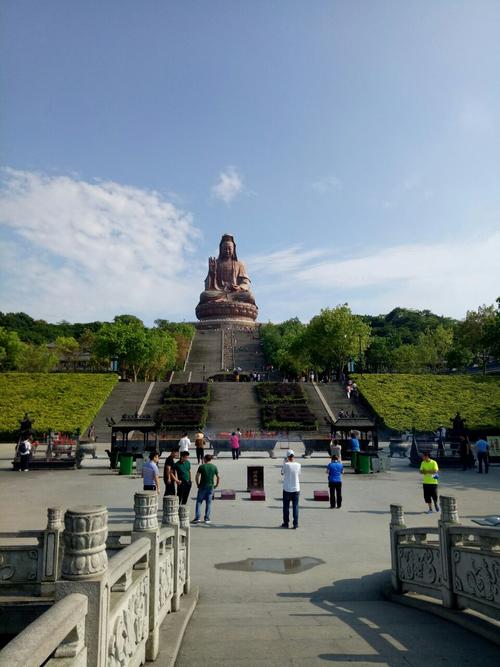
[326,455,344,508]
[475,437,489,474]
[142,451,160,493]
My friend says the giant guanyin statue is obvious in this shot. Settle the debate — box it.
[195,234,258,323]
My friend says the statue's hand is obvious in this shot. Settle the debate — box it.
[208,257,216,273]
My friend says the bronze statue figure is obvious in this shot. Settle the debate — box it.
[195,234,258,323]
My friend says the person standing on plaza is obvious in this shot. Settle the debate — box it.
[178,431,191,454]
[326,454,344,508]
[17,435,32,471]
[458,436,472,471]
[175,451,192,504]
[142,451,160,494]
[163,447,180,496]
[419,451,440,514]
[281,450,301,529]
[350,430,360,470]
[475,436,490,474]
[194,429,207,464]
[330,439,342,460]
[230,431,240,460]
[193,454,220,524]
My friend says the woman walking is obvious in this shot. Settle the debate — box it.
[419,451,440,514]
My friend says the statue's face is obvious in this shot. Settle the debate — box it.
[221,241,234,259]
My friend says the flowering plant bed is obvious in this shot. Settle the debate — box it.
[257,383,304,403]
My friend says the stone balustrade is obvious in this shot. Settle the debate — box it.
[0,494,191,667]
[390,496,500,621]
[0,593,88,667]
[0,507,63,595]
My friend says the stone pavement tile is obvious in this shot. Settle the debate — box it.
[178,659,293,667]
[177,639,295,661]
[181,624,281,642]
[276,622,358,640]
[291,660,398,667]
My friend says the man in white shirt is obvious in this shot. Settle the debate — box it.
[281,450,301,529]
[178,432,191,453]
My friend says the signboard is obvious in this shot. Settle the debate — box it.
[487,436,500,456]
[247,465,264,491]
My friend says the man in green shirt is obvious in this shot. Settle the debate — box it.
[193,454,220,524]
[174,451,192,505]
[419,451,440,514]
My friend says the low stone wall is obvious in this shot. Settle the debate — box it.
[390,496,500,622]
[0,494,191,667]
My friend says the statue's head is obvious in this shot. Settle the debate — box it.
[218,234,238,260]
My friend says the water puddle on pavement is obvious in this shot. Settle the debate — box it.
[215,557,324,574]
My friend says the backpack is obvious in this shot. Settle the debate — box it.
[18,441,28,454]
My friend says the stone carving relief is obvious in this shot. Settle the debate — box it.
[108,575,149,667]
[179,546,186,588]
[0,549,38,582]
[158,551,174,612]
[398,546,442,588]
[452,549,500,606]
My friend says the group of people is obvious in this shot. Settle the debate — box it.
[142,448,220,524]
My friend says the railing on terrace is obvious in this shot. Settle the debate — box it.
[390,496,500,621]
[0,494,191,667]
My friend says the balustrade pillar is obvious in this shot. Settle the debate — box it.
[179,505,191,594]
[162,495,181,610]
[56,506,109,667]
[389,504,406,593]
[40,507,63,589]
[133,491,159,532]
[162,495,179,526]
[439,496,460,609]
[132,492,160,661]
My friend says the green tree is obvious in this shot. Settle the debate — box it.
[261,318,308,377]
[391,344,421,373]
[16,344,59,372]
[55,336,80,371]
[0,327,24,370]
[458,304,497,374]
[304,305,371,374]
[415,325,453,371]
[143,329,177,380]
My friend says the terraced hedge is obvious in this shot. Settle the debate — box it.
[0,373,119,440]
[258,382,317,431]
[354,374,500,432]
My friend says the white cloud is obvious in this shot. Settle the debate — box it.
[0,168,202,323]
[251,232,500,319]
[211,166,243,204]
[309,175,342,194]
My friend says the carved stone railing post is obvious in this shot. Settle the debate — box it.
[56,506,109,667]
[162,495,179,526]
[134,491,159,533]
[132,492,160,661]
[162,495,181,610]
[179,505,191,595]
[390,504,406,593]
[40,507,63,590]
[439,496,460,609]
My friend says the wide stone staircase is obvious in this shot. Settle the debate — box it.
[232,327,265,372]
[92,382,151,442]
[206,383,262,434]
[178,329,223,382]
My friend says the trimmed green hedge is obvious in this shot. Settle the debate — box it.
[163,383,209,403]
[354,374,500,432]
[258,382,317,430]
[0,373,119,440]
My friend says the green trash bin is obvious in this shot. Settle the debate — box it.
[119,453,133,475]
[357,453,371,474]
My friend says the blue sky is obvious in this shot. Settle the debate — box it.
[1,1,499,324]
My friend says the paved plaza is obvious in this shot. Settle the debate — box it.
[0,444,499,665]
